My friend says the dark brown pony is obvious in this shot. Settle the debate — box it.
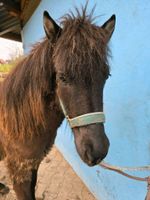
[0,6,115,200]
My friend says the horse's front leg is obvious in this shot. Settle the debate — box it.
[13,169,38,200]
[6,157,40,200]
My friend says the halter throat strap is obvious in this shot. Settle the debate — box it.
[59,97,105,128]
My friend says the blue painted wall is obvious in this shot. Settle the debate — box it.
[22,1,150,199]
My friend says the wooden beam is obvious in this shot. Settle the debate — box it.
[21,0,41,25]
[0,32,22,42]
[1,0,21,16]
[9,10,21,18]
[0,18,17,28]
[0,26,19,36]
[1,0,20,11]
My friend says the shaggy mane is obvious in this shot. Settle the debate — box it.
[0,5,110,139]
[54,5,110,84]
[0,39,53,139]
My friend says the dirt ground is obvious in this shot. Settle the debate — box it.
[0,146,96,200]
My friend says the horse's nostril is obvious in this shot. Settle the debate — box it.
[84,146,99,165]
[84,146,93,162]
[84,145,108,166]
[87,154,105,166]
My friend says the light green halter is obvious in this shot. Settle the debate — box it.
[59,97,105,128]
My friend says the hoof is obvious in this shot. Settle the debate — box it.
[0,183,9,195]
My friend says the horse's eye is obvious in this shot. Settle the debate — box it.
[57,73,67,83]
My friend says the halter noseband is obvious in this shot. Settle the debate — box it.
[59,97,105,128]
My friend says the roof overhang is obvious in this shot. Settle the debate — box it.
[0,0,41,42]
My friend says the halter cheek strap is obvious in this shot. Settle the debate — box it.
[59,97,105,128]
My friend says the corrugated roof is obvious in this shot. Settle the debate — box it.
[0,0,21,41]
[0,0,41,42]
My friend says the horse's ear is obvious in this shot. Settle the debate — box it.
[43,11,61,41]
[101,15,116,42]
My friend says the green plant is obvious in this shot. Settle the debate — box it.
[0,56,23,73]
[0,63,13,72]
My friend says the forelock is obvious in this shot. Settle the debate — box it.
[53,7,110,84]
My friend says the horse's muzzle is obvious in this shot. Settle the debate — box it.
[83,137,109,166]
